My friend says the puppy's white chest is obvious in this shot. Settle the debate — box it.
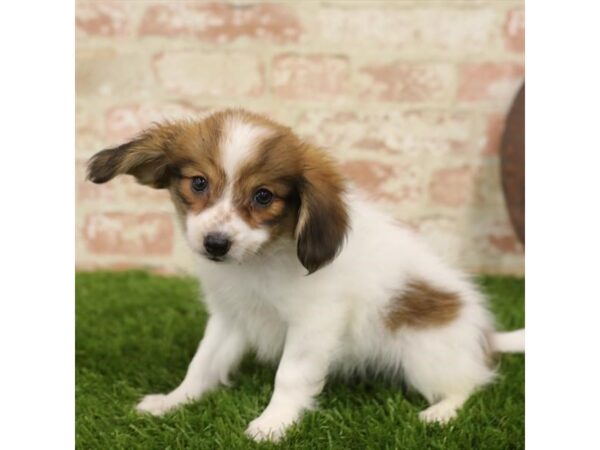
[199,261,296,364]
[239,301,288,363]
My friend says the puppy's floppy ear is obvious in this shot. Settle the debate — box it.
[87,124,177,188]
[296,146,349,274]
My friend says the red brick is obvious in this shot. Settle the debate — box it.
[465,217,524,273]
[120,177,172,205]
[76,102,105,155]
[341,160,393,194]
[474,160,504,208]
[488,233,523,253]
[76,2,129,37]
[105,102,208,143]
[479,113,506,156]
[140,3,302,43]
[472,211,524,257]
[414,213,524,273]
[153,51,265,97]
[429,166,476,207]
[358,62,453,102]
[458,63,524,104]
[317,7,499,53]
[272,54,350,101]
[296,110,473,156]
[76,49,154,99]
[83,212,174,256]
[340,159,420,203]
[504,8,525,53]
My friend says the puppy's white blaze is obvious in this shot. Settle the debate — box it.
[221,115,271,178]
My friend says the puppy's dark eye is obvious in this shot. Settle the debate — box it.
[191,176,208,193]
[253,188,273,206]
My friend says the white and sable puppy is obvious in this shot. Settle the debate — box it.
[87,108,524,442]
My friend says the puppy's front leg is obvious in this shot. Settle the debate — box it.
[245,320,340,442]
[136,314,246,416]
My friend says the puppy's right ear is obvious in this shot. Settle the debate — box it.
[87,124,177,189]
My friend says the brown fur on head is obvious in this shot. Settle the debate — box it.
[87,109,349,273]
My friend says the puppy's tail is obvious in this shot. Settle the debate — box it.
[490,329,525,353]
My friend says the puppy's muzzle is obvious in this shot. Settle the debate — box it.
[204,232,231,258]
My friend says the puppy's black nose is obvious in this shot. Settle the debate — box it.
[204,233,231,257]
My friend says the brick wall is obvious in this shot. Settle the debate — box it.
[76,0,525,275]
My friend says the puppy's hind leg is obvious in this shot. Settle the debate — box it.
[399,324,495,425]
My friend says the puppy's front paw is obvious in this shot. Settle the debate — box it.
[245,415,291,443]
[418,403,458,424]
[135,393,180,416]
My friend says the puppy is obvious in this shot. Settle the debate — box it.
[87,108,524,442]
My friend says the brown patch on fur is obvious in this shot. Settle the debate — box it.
[385,280,461,330]
[233,127,304,240]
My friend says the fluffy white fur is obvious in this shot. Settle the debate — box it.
[131,115,525,442]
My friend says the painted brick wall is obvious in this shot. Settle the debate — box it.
[76,0,525,275]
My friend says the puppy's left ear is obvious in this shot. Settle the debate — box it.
[296,147,349,274]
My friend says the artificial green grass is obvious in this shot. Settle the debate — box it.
[76,271,524,449]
